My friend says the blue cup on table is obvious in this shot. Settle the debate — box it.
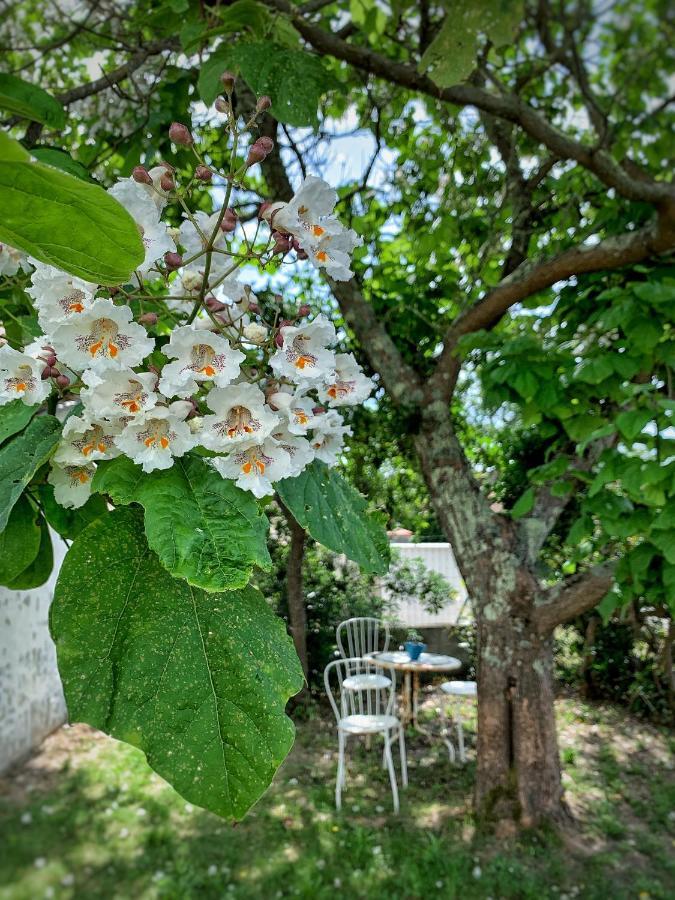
[405,641,426,661]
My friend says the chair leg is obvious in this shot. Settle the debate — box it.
[336,731,345,809]
[398,726,408,787]
[456,708,466,763]
[383,733,399,814]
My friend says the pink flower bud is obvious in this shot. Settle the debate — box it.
[132,165,152,185]
[215,97,229,113]
[298,304,311,317]
[55,374,70,389]
[274,332,284,348]
[219,208,238,233]
[41,344,55,353]
[312,406,326,415]
[139,312,158,325]
[42,353,57,367]
[159,160,175,172]
[160,172,175,192]
[279,319,293,328]
[220,71,236,92]
[248,301,260,315]
[169,122,194,146]
[164,251,183,270]
[257,136,274,155]
[195,165,213,182]
[272,232,292,254]
[258,201,273,220]
[246,136,274,167]
[256,95,272,112]
[41,367,52,380]
[205,297,227,312]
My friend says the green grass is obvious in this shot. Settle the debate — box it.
[1,697,673,900]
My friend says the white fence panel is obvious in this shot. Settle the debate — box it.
[387,542,467,628]
[0,533,67,773]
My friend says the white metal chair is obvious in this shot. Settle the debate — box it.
[324,657,407,812]
[336,616,390,659]
[439,680,477,763]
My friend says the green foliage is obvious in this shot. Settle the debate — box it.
[199,42,331,126]
[277,460,390,575]
[7,515,53,589]
[93,454,271,592]
[0,414,61,531]
[0,494,41,585]
[51,506,304,820]
[0,145,144,283]
[420,1,524,87]
[0,399,39,445]
[30,147,92,181]
[37,482,107,540]
[0,73,65,128]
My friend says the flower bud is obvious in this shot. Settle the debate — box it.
[139,312,158,325]
[195,165,213,182]
[205,297,227,312]
[181,270,202,292]
[256,95,272,112]
[257,136,274,155]
[279,319,293,328]
[160,172,175,192]
[219,208,238,233]
[164,251,183,270]
[246,136,274,167]
[274,332,284,348]
[215,97,229,113]
[132,165,152,185]
[220,71,236,93]
[312,406,326,415]
[41,352,57,367]
[41,367,52,380]
[169,122,194,146]
[55,374,70,389]
[298,304,311,317]
[272,232,292,254]
[41,344,55,353]
[243,322,268,344]
[258,201,273,220]
[247,301,260,315]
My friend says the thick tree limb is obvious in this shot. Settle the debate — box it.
[534,563,616,634]
[259,0,673,205]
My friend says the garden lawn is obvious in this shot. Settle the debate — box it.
[0,697,673,900]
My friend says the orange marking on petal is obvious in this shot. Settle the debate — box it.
[242,461,252,474]
[82,443,94,456]
[97,442,106,453]
[160,436,169,449]
[256,460,266,474]
[296,413,308,424]
[316,251,328,262]
[14,382,27,392]
[313,225,325,236]
[89,339,103,356]
[144,436,156,447]
[327,386,337,398]
[76,472,89,484]
[108,342,119,358]
[122,400,141,412]
[296,356,313,370]
[200,365,216,377]
[244,425,253,433]
[70,302,85,313]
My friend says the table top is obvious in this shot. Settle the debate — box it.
[366,650,462,673]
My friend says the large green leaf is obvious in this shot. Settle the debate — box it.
[420,1,523,87]
[0,415,62,531]
[0,159,144,284]
[0,494,41,586]
[7,514,53,589]
[0,399,39,446]
[0,74,66,128]
[276,461,390,575]
[31,147,92,182]
[199,41,331,126]
[93,454,271,591]
[38,482,108,540]
[50,507,304,819]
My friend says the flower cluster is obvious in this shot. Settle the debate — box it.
[0,96,373,508]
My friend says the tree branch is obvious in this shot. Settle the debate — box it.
[534,563,616,634]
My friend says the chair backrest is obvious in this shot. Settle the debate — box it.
[324,657,396,724]
[336,617,390,659]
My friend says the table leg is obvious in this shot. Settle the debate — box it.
[402,671,413,726]
[412,671,421,728]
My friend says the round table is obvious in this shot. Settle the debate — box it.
[365,650,461,729]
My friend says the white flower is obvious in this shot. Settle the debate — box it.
[318,353,374,407]
[0,344,50,405]
[109,166,169,215]
[277,390,323,436]
[0,243,32,277]
[270,315,336,382]
[54,414,121,465]
[310,410,352,466]
[48,462,95,509]
[159,325,244,398]
[242,322,268,345]
[27,261,98,330]
[179,269,203,293]
[81,369,158,420]
[307,229,362,282]
[114,401,195,473]
[108,181,172,276]
[212,438,291,498]
[51,299,155,373]
[264,176,343,245]
[201,382,279,450]
[270,426,314,477]
[179,211,230,280]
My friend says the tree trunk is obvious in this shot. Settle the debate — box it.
[414,404,567,828]
[284,508,309,680]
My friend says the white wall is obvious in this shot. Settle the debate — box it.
[0,533,67,773]
[387,542,468,628]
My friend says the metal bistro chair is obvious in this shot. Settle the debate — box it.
[324,657,407,813]
[336,616,390,660]
[439,680,477,763]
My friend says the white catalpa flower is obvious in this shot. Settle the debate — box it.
[0,243,32,277]
[264,176,343,245]
[54,414,121,465]
[310,410,352,466]
[0,344,50,405]
[51,299,155,373]
[159,325,244,398]
[27,262,98,331]
[270,426,314,477]
[275,390,324,436]
[179,211,230,279]
[212,438,291,499]
[201,382,279,450]
[108,166,170,215]
[81,369,158,420]
[307,229,362,282]
[318,353,374,407]
[242,322,268,345]
[108,182,172,276]
[114,401,195,473]
[48,462,95,509]
[270,315,336,382]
